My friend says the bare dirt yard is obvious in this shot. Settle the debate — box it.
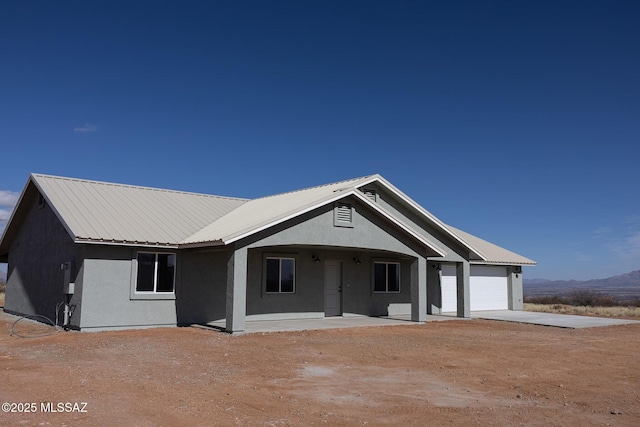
[0,311,638,426]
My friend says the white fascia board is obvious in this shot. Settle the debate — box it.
[223,190,364,245]
[224,185,447,257]
[365,176,487,261]
[77,238,180,250]
[351,192,447,257]
[469,260,538,266]
[178,240,225,249]
[29,174,79,242]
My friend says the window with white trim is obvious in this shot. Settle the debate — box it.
[136,253,176,293]
[373,261,400,293]
[265,257,295,293]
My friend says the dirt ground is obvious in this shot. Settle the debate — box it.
[0,311,638,426]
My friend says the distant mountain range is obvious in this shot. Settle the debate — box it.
[524,270,640,301]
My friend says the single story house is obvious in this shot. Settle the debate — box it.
[0,173,536,332]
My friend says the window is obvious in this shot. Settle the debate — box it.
[136,253,176,293]
[266,257,295,293]
[334,202,354,227]
[373,262,400,293]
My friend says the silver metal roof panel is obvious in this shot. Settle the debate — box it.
[31,174,247,246]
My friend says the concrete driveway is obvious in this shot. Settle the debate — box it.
[202,311,638,334]
[472,310,640,329]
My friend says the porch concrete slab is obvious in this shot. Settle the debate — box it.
[203,314,463,334]
[472,310,640,329]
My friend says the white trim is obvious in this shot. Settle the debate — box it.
[470,260,537,266]
[225,189,447,257]
[29,175,78,242]
[134,252,176,295]
[224,190,363,244]
[365,176,487,260]
[78,239,180,249]
[351,192,447,256]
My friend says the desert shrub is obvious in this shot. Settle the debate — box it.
[570,289,599,306]
[591,295,619,307]
[524,295,569,305]
[527,291,632,307]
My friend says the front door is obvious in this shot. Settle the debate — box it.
[324,260,342,317]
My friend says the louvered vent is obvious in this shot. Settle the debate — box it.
[334,203,354,227]
[336,204,352,222]
[362,189,376,202]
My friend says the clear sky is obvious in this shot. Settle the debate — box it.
[1,1,639,280]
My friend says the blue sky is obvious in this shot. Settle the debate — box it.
[1,1,639,280]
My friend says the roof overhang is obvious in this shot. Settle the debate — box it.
[181,187,447,257]
[359,175,488,261]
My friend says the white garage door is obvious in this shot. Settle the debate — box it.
[440,265,458,312]
[439,265,508,312]
[470,265,508,311]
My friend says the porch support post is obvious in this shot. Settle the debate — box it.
[507,266,524,310]
[456,261,470,318]
[225,246,248,334]
[411,256,427,322]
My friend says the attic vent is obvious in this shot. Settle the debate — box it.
[362,188,377,202]
[334,203,354,228]
[37,193,46,209]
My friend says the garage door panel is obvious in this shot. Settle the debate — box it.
[439,265,509,312]
[470,266,508,311]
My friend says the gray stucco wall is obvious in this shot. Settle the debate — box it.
[426,261,442,314]
[240,199,427,257]
[4,195,83,326]
[508,266,524,310]
[176,249,228,324]
[79,245,178,330]
[362,183,469,263]
[238,199,423,320]
[243,247,414,320]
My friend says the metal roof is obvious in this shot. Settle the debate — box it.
[182,175,377,245]
[1,173,536,266]
[30,174,248,247]
[445,225,537,265]
[182,175,448,256]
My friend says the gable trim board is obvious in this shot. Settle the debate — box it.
[0,173,536,332]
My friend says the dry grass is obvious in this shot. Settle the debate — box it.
[525,303,640,318]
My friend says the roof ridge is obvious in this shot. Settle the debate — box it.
[249,174,377,201]
[30,173,249,202]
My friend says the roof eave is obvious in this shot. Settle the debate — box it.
[350,192,447,257]
[218,190,363,245]
[76,238,180,249]
[359,176,488,261]
[470,260,538,266]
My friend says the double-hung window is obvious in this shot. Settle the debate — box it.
[373,261,400,293]
[265,257,295,293]
[136,253,176,293]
